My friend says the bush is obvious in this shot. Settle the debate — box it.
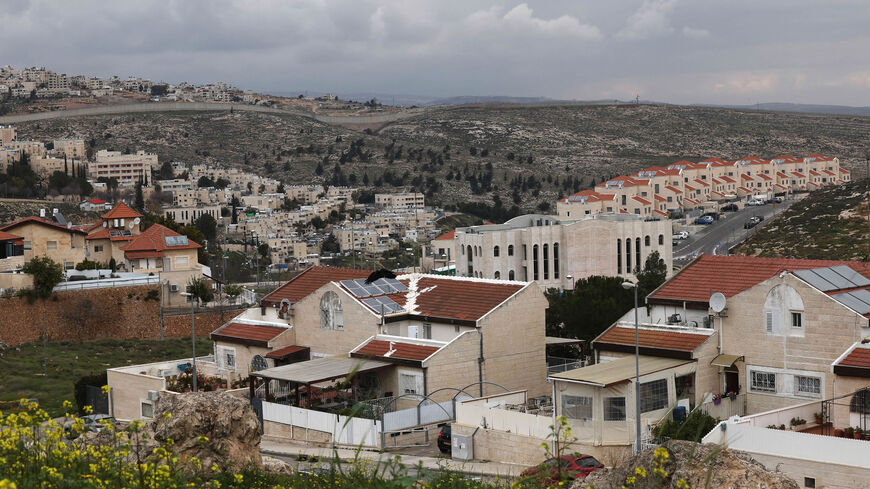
[654,409,719,442]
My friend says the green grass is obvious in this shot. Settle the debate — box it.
[0,336,213,417]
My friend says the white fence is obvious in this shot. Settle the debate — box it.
[699,394,747,420]
[262,401,381,447]
[54,276,159,291]
[382,401,454,431]
[738,399,821,428]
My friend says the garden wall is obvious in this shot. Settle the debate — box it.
[0,285,241,346]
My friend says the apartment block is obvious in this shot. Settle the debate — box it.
[89,150,158,185]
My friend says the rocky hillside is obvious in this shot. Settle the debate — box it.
[733,179,870,261]
[14,103,870,218]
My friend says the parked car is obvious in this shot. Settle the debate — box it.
[702,211,720,220]
[773,197,784,203]
[520,455,604,484]
[83,414,116,433]
[672,231,689,240]
[721,203,739,212]
[744,216,761,229]
[747,199,765,206]
[437,425,452,454]
[694,215,714,225]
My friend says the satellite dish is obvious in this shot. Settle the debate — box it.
[102,221,107,227]
[133,217,141,225]
[128,221,136,229]
[710,292,727,313]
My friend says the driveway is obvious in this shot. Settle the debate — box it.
[673,196,804,265]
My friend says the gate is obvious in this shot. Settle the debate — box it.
[84,385,109,414]
[251,397,264,434]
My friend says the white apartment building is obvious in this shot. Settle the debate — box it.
[52,138,86,160]
[375,192,424,209]
[89,150,158,185]
[454,213,672,288]
[163,205,222,225]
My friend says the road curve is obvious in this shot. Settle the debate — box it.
[0,101,424,125]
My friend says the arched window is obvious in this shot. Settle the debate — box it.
[494,271,501,279]
[543,244,549,280]
[553,243,560,279]
[763,284,805,335]
[658,234,664,245]
[617,239,622,274]
[625,238,632,273]
[508,245,514,256]
[508,270,515,280]
[645,235,651,246]
[533,244,539,281]
[473,246,478,257]
[467,245,474,276]
[320,291,343,330]
[635,237,641,272]
[494,246,500,257]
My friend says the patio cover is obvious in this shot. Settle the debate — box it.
[546,336,584,346]
[250,356,391,385]
[548,355,693,387]
[710,354,744,368]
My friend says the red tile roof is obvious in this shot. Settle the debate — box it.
[262,266,371,306]
[653,209,668,217]
[632,196,652,205]
[394,276,525,321]
[87,198,106,204]
[836,347,870,369]
[0,216,88,235]
[433,230,455,241]
[211,322,288,346]
[665,186,682,193]
[685,184,696,191]
[649,255,870,304]
[694,179,709,187]
[0,231,22,241]
[354,339,440,362]
[720,176,736,183]
[840,168,850,173]
[265,345,309,359]
[792,172,806,178]
[101,202,142,219]
[758,174,772,181]
[740,174,754,181]
[595,326,711,353]
[121,224,201,257]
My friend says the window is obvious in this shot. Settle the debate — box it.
[639,379,668,413]
[508,270,515,280]
[795,376,820,396]
[804,477,815,488]
[422,324,432,339]
[553,243,559,279]
[46,241,58,250]
[625,238,631,273]
[507,245,514,256]
[532,245,539,281]
[141,401,154,418]
[658,234,664,245]
[561,395,592,420]
[645,235,650,246]
[466,246,473,276]
[216,346,236,371]
[494,271,500,279]
[751,371,776,392]
[604,397,626,421]
[399,370,424,397]
[175,256,189,268]
[765,310,777,333]
[635,237,641,272]
[791,311,803,328]
[493,246,500,257]
[320,291,344,330]
[543,244,549,280]
[23,241,31,250]
[522,244,527,260]
[616,239,622,274]
[93,245,104,253]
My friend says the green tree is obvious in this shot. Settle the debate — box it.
[545,276,635,344]
[197,176,215,188]
[134,182,144,211]
[157,161,175,180]
[636,250,668,297]
[321,234,340,253]
[185,277,214,305]
[22,256,64,299]
[193,213,217,243]
[257,242,270,261]
[223,283,243,302]
[214,177,230,189]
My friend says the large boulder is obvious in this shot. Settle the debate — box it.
[573,440,799,489]
[153,391,261,470]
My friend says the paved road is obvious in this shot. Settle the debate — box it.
[0,101,424,125]
[673,196,804,265]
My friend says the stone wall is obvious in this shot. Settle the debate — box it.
[0,284,240,346]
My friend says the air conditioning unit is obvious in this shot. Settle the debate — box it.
[169,284,179,292]
[147,390,159,401]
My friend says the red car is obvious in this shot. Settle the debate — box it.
[520,455,604,483]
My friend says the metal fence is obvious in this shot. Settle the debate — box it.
[54,276,159,292]
[84,385,109,414]
[547,356,585,375]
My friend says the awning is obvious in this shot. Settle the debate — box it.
[711,354,744,368]
[250,356,391,385]
[265,345,310,360]
[546,336,584,347]
[549,356,693,387]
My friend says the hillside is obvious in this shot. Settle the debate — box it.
[732,179,870,260]
[13,103,870,219]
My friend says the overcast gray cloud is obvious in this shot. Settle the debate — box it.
[1,0,869,105]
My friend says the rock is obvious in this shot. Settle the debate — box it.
[262,456,294,475]
[152,391,262,470]
[573,440,799,489]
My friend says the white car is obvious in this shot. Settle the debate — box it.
[747,199,764,206]
[672,231,689,240]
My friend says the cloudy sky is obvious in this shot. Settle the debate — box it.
[3,0,870,105]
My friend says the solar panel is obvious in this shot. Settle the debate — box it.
[795,266,870,292]
[830,265,870,288]
[813,267,855,291]
[793,269,838,292]
[832,290,870,315]
[374,277,408,293]
[165,236,177,246]
[361,296,403,314]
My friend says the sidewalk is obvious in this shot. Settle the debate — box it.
[260,438,528,479]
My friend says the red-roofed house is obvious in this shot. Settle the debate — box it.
[85,202,145,265]
[120,223,203,303]
[0,215,87,269]
[424,229,458,272]
[80,198,111,212]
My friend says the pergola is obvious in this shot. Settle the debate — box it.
[249,356,391,407]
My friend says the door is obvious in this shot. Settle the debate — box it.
[724,368,739,394]
[408,325,419,338]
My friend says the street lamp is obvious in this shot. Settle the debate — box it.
[566,274,574,291]
[621,280,641,454]
[179,291,197,392]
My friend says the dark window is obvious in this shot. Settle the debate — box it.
[604,397,626,421]
[543,244,549,280]
[625,238,631,273]
[533,245,539,281]
[635,237,641,272]
[466,245,474,276]
[508,270,515,280]
[645,235,650,246]
[804,477,815,488]
[617,239,622,274]
[508,245,514,256]
[658,234,664,245]
[493,246,500,257]
[523,244,527,260]
[553,243,559,279]
[494,271,500,279]
[639,379,668,413]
